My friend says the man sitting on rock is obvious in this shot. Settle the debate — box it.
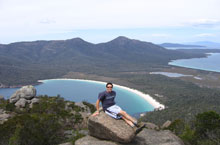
[92,82,145,133]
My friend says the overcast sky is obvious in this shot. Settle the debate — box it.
[0,0,220,44]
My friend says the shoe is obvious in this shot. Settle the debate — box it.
[134,123,146,134]
[134,122,145,128]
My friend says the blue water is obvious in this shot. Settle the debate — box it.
[165,47,208,50]
[0,79,154,115]
[169,53,220,73]
[150,72,193,77]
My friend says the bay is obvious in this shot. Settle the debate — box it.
[169,53,220,73]
[0,79,154,115]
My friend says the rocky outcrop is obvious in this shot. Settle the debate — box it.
[10,85,36,103]
[0,96,4,100]
[75,135,117,145]
[88,111,136,143]
[145,122,159,130]
[14,98,28,108]
[75,102,88,111]
[161,120,172,129]
[9,85,39,108]
[29,98,40,108]
[78,111,185,145]
[76,129,184,145]
[0,109,15,124]
[128,128,184,145]
[0,113,10,124]
[59,142,72,145]
[64,129,89,139]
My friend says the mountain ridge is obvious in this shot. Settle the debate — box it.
[0,36,206,86]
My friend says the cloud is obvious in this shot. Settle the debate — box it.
[195,33,215,37]
[151,34,171,37]
[40,19,56,24]
[188,19,220,28]
[1,0,220,29]
[0,0,220,43]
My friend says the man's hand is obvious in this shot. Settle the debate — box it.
[92,111,99,116]
[92,99,100,117]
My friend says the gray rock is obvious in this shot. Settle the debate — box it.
[75,135,117,145]
[9,93,20,103]
[0,109,4,114]
[79,112,91,129]
[0,95,4,100]
[145,122,159,130]
[64,130,74,138]
[76,129,184,145]
[65,102,73,110]
[128,128,184,145]
[0,113,10,120]
[29,98,40,108]
[75,102,91,113]
[162,120,172,129]
[78,129,89,136]
[30,97,40,105]
[20,85,36,100]
[64,130,73,135]
[15,98,27,108]
[58,142,72,145]
[64,129,89,139]
[0,113,11,124]
[88,111,135,143]
[75,102,86,108]
[10,85,36,103]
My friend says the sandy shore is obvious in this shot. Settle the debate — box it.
[38,78,165,110]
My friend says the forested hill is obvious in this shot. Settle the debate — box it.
[0,36,206,86]
[0,36,204,65]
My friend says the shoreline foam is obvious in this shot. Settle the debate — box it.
[38,78,165,110]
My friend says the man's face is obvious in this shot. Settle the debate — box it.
[106,84,113,92]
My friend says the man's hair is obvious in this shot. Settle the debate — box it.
[106,82,113,88]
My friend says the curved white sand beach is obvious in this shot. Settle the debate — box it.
[38,78,165,110]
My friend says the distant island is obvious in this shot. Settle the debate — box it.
[186,41,220,48]
[159,43,205,47]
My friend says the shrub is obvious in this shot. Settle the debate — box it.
[195,111,220,138]
[167,119,185,136]
[180,125,196,145]
[70,130,85,145]
[0,99,16,112]
[0,113,64,145]
[30,96,71,118]
[166,111,220,145]
[68,103,83,113]
[82,101,96,113]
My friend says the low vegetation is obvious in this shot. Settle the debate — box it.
[167,111,220,145]
[127,73,220,124]
[0,95,93,145]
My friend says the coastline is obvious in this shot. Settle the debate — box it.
[38,78,165,110]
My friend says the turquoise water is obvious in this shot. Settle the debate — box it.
[0,79,154,115]
[169,53,220,73]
